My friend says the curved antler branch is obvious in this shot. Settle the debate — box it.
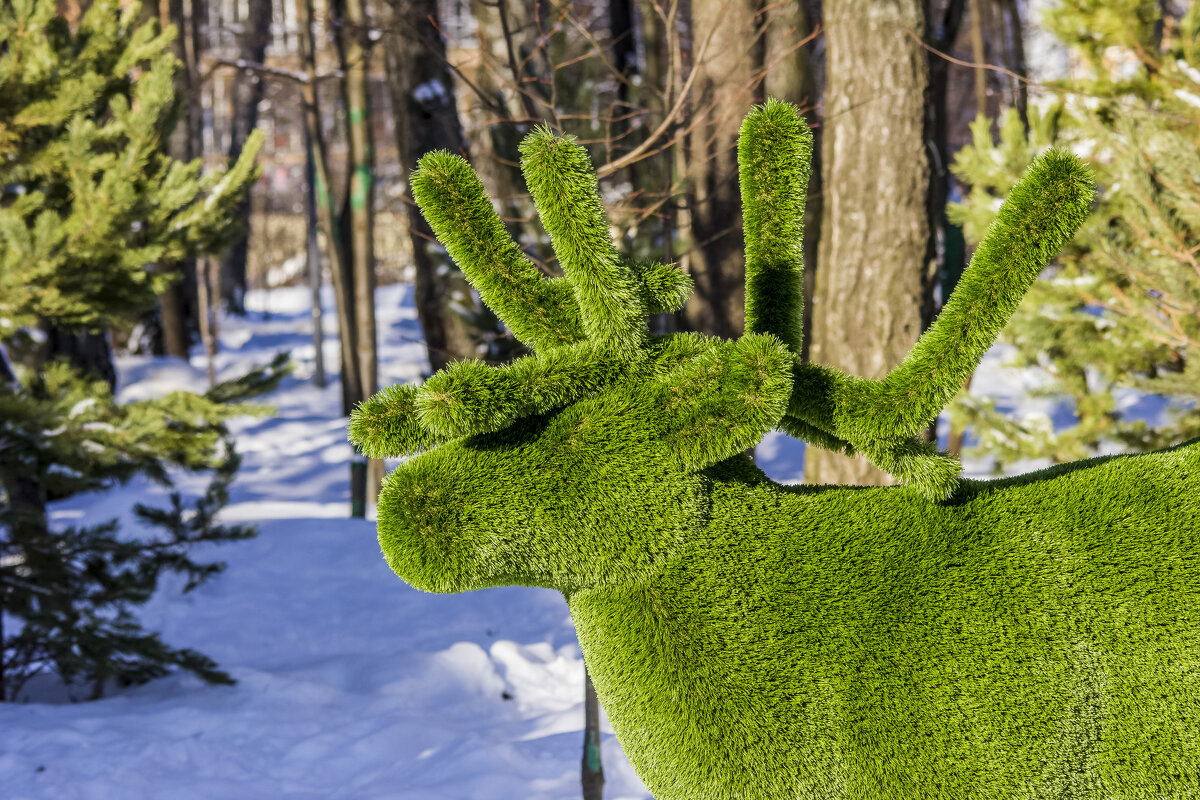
[414,343,624,439]
[785,149,1095,498]
[625,257,693,314]
[653,334,794,472]
[520,127,649,360]
[789,151,1095,437]
[411,151,585,351]
[349,384,450,458]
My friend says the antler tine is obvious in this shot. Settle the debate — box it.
[411,151,585,351]
[787,149,1095,497]
[520,126,648,360]
[626,257,693,315]
[349,384,449,459]
[413,344,622,440]
[739,98,812,356]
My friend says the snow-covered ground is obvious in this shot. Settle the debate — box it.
[0,281,1170,799]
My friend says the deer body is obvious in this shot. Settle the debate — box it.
[568,444,1200,799]
[352,101,1200,798]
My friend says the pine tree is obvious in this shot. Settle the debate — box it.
[0,0,279,701]
[947,0,1199,471]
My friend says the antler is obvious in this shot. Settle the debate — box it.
[350,99,1095,502]
[740,99,1096,499]
[350,127,721,459]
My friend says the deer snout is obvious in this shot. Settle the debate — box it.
[376,464,479,594]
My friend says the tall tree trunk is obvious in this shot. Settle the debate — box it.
[296,0,360,416]
[998,0,1028,129]
[929,0,969,456]
[196,257,217,388]
[968,0,989,118]
[805,0,932,487]
[0,469,47,702]
[632,0,679,334]
[157,0,205,359]
[304,130,327,390]
[383,0,485,373]
[456,0,546,268]
[681,0,759,340]
[334,0,383,511]
[219,0,272,314]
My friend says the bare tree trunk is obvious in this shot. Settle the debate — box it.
[196,257,217,388]
[968,0,989,118]
[680,0,759,340]
[582,667,605,800]
[219,0,272,314]
[0,470,48,702]
[159,281,191,360]
[457,0,546,268]
[296,0,360,416]
[304,130,327,389]
[158,0,205,359]
[929,0,969,454]
[383,0,485,373]
[40,325,116,388]
[334,0,383,511]
[998,0,1028,129]
[805,0,932,487]
[0,593,5,701]
[629,1,683,335]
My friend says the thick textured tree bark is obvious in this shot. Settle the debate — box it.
[219,0,272,314]
[806,0,932,487]
[383,0,482,373]
[680,0,759,340]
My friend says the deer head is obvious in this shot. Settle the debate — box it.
[349,99,1095,597]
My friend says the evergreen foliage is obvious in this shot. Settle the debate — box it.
[347,101,1200,798]
[948,0,1200,470]
[0,0,262,334]
[0,0,278,701]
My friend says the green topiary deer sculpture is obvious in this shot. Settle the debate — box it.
[350,100,1200,800]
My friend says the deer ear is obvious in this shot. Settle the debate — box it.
[651,333,793,472]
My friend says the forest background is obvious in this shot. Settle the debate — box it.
[86,0,1197,501]
[1,0,1198,796]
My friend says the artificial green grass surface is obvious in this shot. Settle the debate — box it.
[351,100,1200,798]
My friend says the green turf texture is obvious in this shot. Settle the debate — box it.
[352,100,1200,799]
